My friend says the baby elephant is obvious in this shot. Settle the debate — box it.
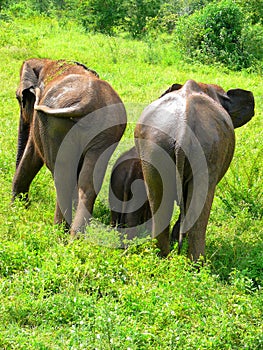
[109,146,151,230]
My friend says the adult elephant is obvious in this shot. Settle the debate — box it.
[12,58,127,236]
[135,80,254,261]
[109,146,151,230]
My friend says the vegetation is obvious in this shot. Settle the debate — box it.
[0,4,262,349]
[176,0,250,70]
[1,0,263,69]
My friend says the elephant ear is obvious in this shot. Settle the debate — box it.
[17,59,42,123]
[20,60,39,93]
[15,60,40,168]
[159,83,182,98]
[223,89,255,128]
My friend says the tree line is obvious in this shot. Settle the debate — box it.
[1,0,263,70]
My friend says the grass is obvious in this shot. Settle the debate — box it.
[0,16,262,349]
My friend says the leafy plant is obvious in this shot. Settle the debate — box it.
[235,0,263,25]
[242,23,263,61]
[78,0,125,34]
[175,0,259,70]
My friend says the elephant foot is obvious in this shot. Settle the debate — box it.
[157,245,170,257]
[69,229,81,239]
[12,192,30,208]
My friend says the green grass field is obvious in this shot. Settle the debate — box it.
[0,17,262,349]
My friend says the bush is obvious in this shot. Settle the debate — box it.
[175,0,252,70]
[145,3,179,35]
[77,0,164,37]
[0,0,79,19]
[242,23,263,61]
[236,0,263,25]
[78,0,125,34]
[123,0,163,37]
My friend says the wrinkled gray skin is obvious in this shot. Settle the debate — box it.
[135,80,254,261]
[12,58,127,235]
[109,146,151,229]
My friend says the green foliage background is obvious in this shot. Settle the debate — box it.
[0,1,262,348]
[175,0,248,69]
[1,0,263,69]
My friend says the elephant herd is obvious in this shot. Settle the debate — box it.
[12,59,255,261]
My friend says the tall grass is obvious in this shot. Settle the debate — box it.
[0,17,262,349]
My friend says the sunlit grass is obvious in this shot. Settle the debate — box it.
[0,16,262,349]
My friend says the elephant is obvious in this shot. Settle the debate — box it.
[134,79,254,261]
[12,58,127,236]
[109,146,151,230]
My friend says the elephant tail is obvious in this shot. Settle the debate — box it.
[33,87,89,118]
[34,104,81,118]
[174,144,185,253]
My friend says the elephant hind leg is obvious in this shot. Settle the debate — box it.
[141,161,175,257]
[54,162,78,229]
[182,180,216,262]
[54,199,72,230]
[70,150,110,236]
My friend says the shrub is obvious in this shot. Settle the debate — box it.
[236,0,263,25]
[241,23,263,61]
[77,0,164,37]
[135,0,212,36]
[0,0,79,19]
[0,0,36,18]
[78,0,125,34]
[175,0,252,70]
[121,0,163,37]
[145,3,179,35]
